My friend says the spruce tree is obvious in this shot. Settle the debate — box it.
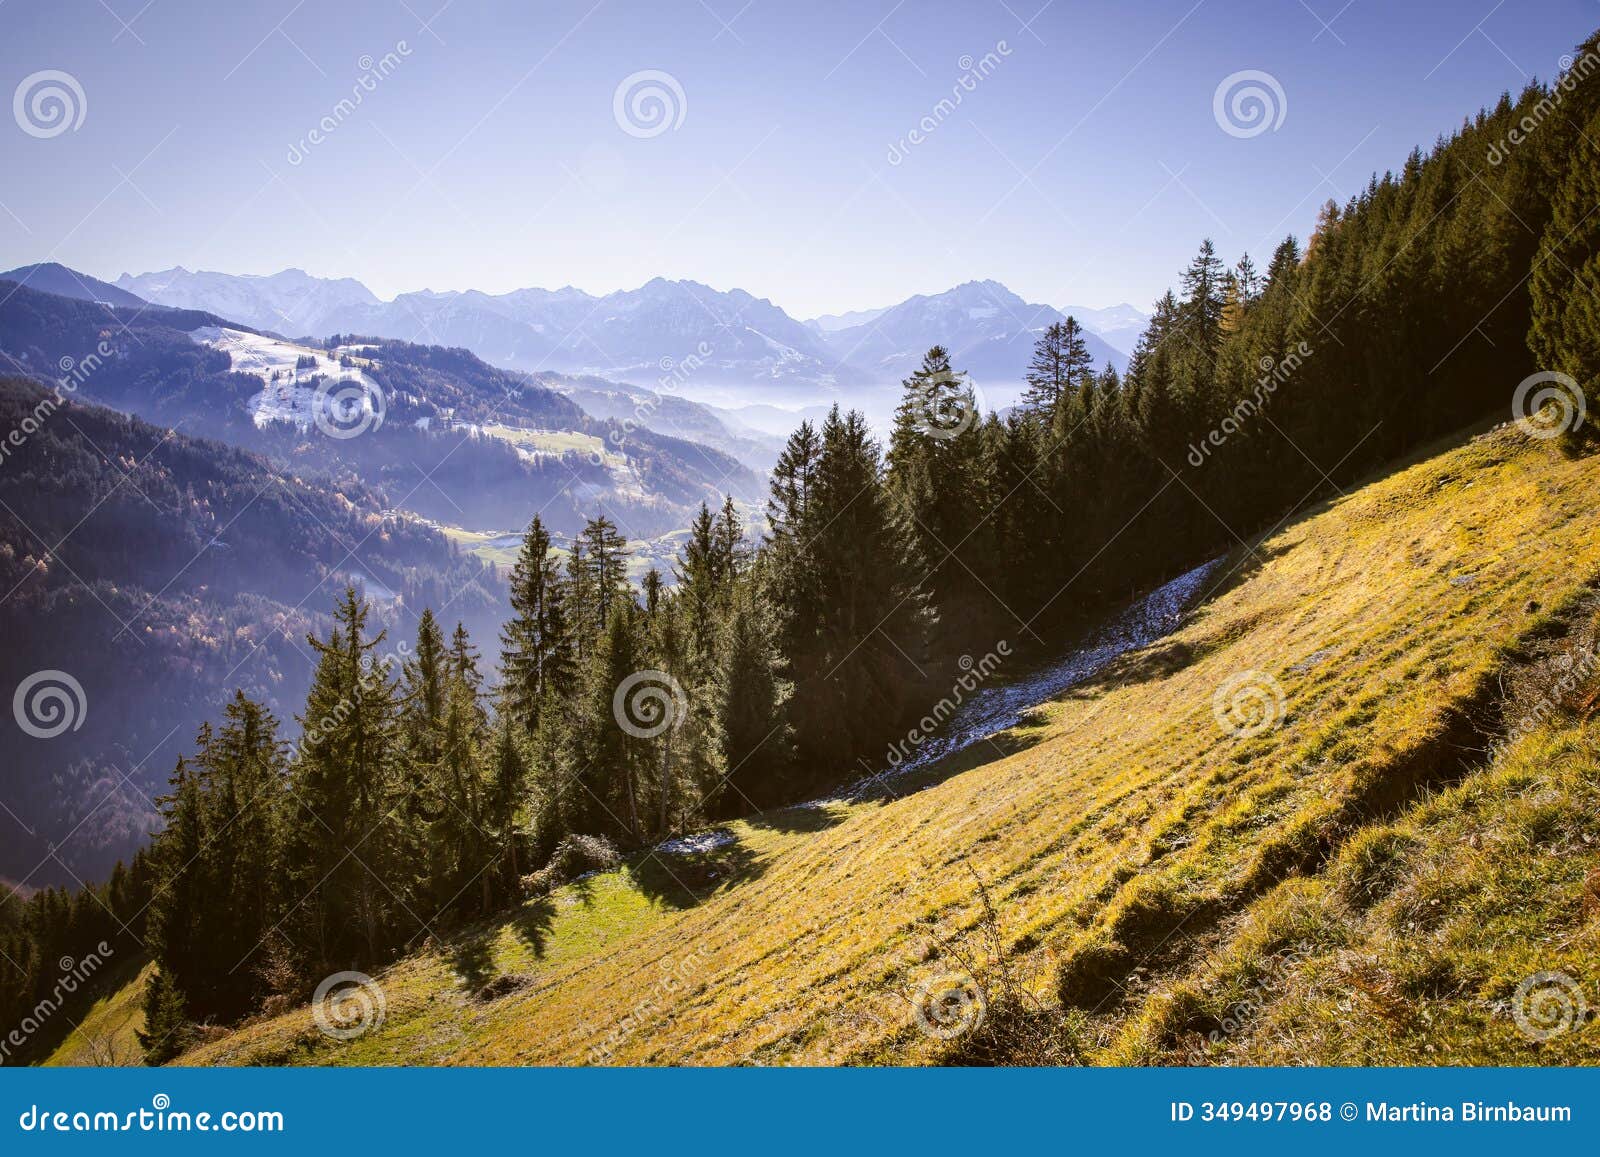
[713,584,792,814]
[1528,104,1600,451]
[795,406,933,769]
[486,721,527,895]
[498,516,573,736]
[579,516,630,635]
[193,693,285,1015]
[676,503,721,674]
[283,587,405,971]
[141,757,204,1048]
[1021,320,1094,418]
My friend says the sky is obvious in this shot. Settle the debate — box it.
[0,0,1595,319]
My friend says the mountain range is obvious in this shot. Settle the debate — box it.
[1,262,149,309]
[0,264,1141,885]
[110,266,1144,402]
[0,275,764,536]
[810,280,1129,392]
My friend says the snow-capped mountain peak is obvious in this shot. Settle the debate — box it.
[112,266,1141,395]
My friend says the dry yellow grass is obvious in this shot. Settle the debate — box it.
[43,960,152,1067]
[182,423,1600,1066]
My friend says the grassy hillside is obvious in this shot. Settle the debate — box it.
[41,959,152,1067]
[168,422,1600,1066]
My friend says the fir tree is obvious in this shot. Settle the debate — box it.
[283,587,405,971]
[498,516,573,736]
[1021,319,1095,417]
[712,584,793,814]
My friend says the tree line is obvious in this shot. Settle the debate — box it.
[4,31,1597,1063]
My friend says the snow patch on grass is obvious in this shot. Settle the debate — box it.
[657,829,736,856]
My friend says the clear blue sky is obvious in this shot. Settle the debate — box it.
[1,0,1594,318]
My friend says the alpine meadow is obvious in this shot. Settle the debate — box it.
[2,0,1599,1103]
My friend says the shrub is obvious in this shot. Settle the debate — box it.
[521,834,620,897]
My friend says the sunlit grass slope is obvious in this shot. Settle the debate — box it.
[43,959,152,1067]
[181,423,1600,1066]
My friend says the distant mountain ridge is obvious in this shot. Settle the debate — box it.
[1057,302,1148,356]
[1,262,148,309]
[814,279,1129,393]
[107,266,1143,395]
[119,270,850,394]
[115,266,380,336]
[0,279,762,537]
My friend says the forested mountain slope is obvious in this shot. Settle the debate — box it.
[177,421,1600,1065]
[0,282,761,536]
[11,32,1600,1069]
[0,376,496,886]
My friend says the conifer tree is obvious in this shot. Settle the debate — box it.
[676,503,721,673]
[579,516,630,636]
[1179,238,1228,364]
[283,587,405,970]
[193,693,285,1014]
[793,406,933,767]
[486,720,527,894]
[498,515,572,735]
[141,757,204,1046]
[712,584,793,814]
[714,495,747,588]
[1529,104,1600,452]
[1022,319,1095,418]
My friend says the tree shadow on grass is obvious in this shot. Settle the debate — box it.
[508,896,558,959]
[628,837,766,910]
[745,802,849,835]
[452,896,557,987]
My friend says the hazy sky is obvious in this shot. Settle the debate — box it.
[1,0,1593,318]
